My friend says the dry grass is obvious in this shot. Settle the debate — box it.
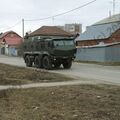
[0,63,72,85]
[0,85,120,120]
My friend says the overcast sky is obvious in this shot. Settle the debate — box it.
[0,0,120,36]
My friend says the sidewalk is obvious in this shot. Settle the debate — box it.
[0,79,118,91]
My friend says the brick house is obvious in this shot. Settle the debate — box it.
[0,31,23,56]
[27,26,74,39]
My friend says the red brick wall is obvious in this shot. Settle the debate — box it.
[76,40,97,46]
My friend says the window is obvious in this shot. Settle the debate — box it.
[32,37,34,41]
[54,41,64,46]
[64,40,74,46]
[10,34,14,37]
[38,36,41,39]
[54,40,74,47]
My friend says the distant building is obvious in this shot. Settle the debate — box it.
[64,24,82,34]
[57,23,82,35]
[0,31,23,56]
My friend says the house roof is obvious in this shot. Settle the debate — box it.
[29,26,73,37]
[76,14,120,41]
[77,42,120,49]
[0,31,22,45]
[0,31,22,39]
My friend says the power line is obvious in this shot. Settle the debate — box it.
[25,0,97,22]
[0,20,21,31]
[0,0,97,34]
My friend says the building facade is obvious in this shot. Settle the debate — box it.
[64,24,82,34]
[0,31,22,56]
[57,23,82,35]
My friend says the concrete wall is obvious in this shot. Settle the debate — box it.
[8,47,18,56]
[0,46,18,56]
[76,43,120,62]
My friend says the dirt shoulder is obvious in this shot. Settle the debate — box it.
[0,84,120,120]
[0,63,73,85]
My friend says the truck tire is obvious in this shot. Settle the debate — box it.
[34,56,41,68]
[63,59,72,69]
[42,56,52,70]
[54,62,61,68]
[25,55,32,67]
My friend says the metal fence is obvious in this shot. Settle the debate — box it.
[76,43,120,62]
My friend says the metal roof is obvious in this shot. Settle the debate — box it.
[76,14,120,41]
[76,22,120,41]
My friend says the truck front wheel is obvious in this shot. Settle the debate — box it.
[25,55,32,67]
[63,59,72,69]
[42,56,52,70]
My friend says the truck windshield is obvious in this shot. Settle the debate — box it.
[54,40,74,47]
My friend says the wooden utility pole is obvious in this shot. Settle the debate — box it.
[22,19,24,41]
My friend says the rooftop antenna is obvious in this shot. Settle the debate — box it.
[109,10,112,17]
[113,0,115,15]
[110,0,116,15]
[52,17,55,25]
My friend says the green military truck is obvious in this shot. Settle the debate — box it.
[23,37,76,69]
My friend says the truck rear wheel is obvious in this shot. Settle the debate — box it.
[25,55,32,67]
[42,56,52,70]
[34,56,41,68]
[63,59,72,69]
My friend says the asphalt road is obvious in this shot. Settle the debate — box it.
[0,55,120,85]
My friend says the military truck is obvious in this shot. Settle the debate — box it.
[23,37,76,69]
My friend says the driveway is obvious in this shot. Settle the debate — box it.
[0,55,120,86]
